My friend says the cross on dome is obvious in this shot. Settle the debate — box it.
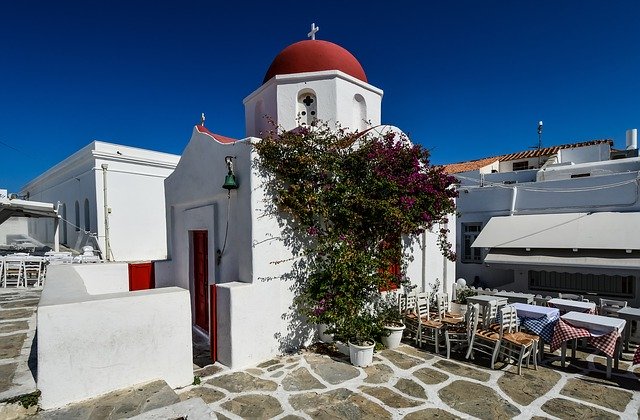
[307,23,319,40]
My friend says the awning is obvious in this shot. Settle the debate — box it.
[472,212,640,251]
[0,197,58,224]
[484,248,640,270]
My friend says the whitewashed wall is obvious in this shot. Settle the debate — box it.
[21,141,178,260]
[38,264,192,409]
[244,70,383,137]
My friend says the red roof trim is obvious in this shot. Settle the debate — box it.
[195,125,238,144]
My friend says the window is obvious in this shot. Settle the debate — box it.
[461,223,482,263]
[529,270,634,298]
[512,161,530,171]
[60,203,67,244]
[74,201,80,231]
[84,199,90,231]
[296,91,317,127]
[353,94,367,131]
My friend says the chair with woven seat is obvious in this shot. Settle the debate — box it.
[3,257,24,288]
[416,293,444,353]
[493,305,538,375]
[436,292,465,326]
[599,298,627,317]
[466,304,501,368]
[445,303,479,359]
[401,291,419,343]
[23,257,44,287]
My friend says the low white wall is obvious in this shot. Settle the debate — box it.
[73,263,129,294]
[38,265,193,409]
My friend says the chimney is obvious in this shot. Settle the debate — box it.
[626,128,637,150]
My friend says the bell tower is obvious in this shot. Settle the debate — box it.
[243,35,383,138]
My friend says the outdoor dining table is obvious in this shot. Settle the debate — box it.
[494,291,535,304]
[467,295,508,328]
[547,298,596,314]
[550,311,625,379]
[617,306,640,352]
[512,303,560,343]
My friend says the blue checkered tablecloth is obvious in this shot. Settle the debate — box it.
[520,316,558,343]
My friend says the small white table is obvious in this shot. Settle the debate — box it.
[467,295,508,328]
[559,312,626,379]
[494,291,535,304]
[548,298,596,313]
[617,307,640,351]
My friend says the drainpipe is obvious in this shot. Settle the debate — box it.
[421,231,427,293]
[510,186,518,216]
[101,164,111,261]
[441,222,448,295]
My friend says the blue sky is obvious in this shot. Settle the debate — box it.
[1,1,639,193]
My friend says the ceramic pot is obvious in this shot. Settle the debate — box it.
[348,340,375,367]
[450,302,468,317]
[317,323,333,343]
[381,324,405,349]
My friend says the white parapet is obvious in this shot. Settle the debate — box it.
[37,263,193,410]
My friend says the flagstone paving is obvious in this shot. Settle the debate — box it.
[2,287,640,419]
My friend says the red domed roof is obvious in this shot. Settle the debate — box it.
[263,40,367,84]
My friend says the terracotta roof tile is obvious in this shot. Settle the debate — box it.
[196,125,238,144]
[443,157,499,174]
[443,139,613,173]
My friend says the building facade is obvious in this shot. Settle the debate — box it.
[156,38,456,368]
[21,141,179,261]
[447,132,640,306]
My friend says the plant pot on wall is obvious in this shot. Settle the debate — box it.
[348,340,375,367]
[381,324,405,349]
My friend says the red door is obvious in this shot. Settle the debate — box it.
[192,231,209,332]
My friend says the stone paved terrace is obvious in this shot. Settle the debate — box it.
[2,287,640,419]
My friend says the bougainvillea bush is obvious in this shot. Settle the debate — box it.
[254,121,457,344]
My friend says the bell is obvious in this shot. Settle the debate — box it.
[222,173,238,190]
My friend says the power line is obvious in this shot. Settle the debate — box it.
[0,138,23,153]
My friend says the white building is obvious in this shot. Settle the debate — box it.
[156,38,456,368]
[446,132,640,306]
[21,141,179,261]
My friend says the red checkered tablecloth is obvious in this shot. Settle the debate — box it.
[550,319,621,358]
[634,346,640,365]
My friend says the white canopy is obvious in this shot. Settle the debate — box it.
[0,197,57,224]
[484,249,640,270]
[472,212,640,251]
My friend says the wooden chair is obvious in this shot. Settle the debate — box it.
[599,298,627,317]
[558,293,584,301]
[416,293,444,353]
[23,257,44,287]
[493,305,538,375]
[466,308,501,368]
[436,293,464,326]
[445,303,479,359]
[401,291,419,343]
[3,257,24,288]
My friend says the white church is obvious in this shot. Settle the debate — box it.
[154,30,456,368]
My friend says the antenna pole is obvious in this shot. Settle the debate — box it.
[537,120,543,167]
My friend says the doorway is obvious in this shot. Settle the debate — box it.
[192,230,209,332]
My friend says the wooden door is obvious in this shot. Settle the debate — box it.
[192,230,209,331]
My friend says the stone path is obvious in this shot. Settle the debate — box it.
[175,344,640,419]
[2,287,640,419]
[0,288,39,403]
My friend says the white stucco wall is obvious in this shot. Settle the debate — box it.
[0,216,28,244]
[38,264,192,410]
[21,141,178,260]
[159,125,455,369]
[244,70,383,137]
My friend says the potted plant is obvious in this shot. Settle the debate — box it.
[450,287,477,316]
[379,294,406,349]
[343,311,380,367]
